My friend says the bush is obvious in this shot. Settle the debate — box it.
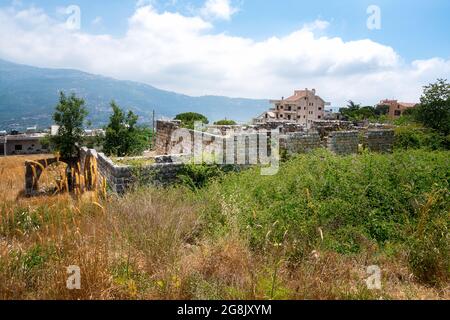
[394,125,447,150]
[177,163,224,190]
[200,149,450,262]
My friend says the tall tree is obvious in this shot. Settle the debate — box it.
[103,101,149,157]
[50,92,88,158]
[416,79,450,135]
[175,112,209,130]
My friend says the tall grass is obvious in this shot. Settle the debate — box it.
[0,150,448,300]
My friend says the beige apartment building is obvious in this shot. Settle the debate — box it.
[377,99,418,118]
[255,89,329,128]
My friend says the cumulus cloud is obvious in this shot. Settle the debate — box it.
[0,3,449,107]
[200,0,239,21]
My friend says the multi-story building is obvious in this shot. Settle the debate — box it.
[377,99,418,118]
[255,89,329,128]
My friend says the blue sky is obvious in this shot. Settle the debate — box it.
[5,0,449,61]
[0,0,449,106]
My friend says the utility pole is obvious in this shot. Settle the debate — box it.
[3,136,6,156]
[152,109,156,150]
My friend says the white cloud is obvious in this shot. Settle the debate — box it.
[200,0,239,21]
[0,4,449,108]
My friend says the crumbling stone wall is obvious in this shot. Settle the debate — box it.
[311,121,355,138]
[281,132,321,155]
[81,147,188,194]
[327,131,359,155]
[155,120,182,155]
[365,129,395,153]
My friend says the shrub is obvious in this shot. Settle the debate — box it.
[177,163,224,190]
[201,149,450,263]
[394,125,447,150]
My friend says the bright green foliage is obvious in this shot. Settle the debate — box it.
[394,125,448,150]
[49,92,88,158]
[415,79,450,135]
[339,101,382,121]
[177,163,226,191]
[214,120,237,125]
[103,101,150,157]
[199,149,449,283]
[175,112,209,130]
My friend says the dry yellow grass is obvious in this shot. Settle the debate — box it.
[0,155,447,300]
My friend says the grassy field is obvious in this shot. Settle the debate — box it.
[0,150,448,300]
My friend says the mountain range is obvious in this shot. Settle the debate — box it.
[0,59,270,130]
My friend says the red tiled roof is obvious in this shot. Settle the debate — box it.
[398,102,417,108]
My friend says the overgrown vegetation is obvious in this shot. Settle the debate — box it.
[394,125,449,150]
[0,149,448,299]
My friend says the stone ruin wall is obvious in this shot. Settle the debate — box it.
[155,120,395,158]
[80,147,187,194]
[24,123,395,195]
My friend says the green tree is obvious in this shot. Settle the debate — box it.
[359,106,376,119]
[103,101,149,157]
[415,79,450,135]
[49,92,88,158]
[175,112,208,129]
[214,119,237,125]
[375,104,390,116]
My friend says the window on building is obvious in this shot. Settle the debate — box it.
[318,115,321,119]
[15,145,22,151]
[394,110,401,116]
[318,107,322,110]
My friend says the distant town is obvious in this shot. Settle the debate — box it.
[0,87,417,157]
